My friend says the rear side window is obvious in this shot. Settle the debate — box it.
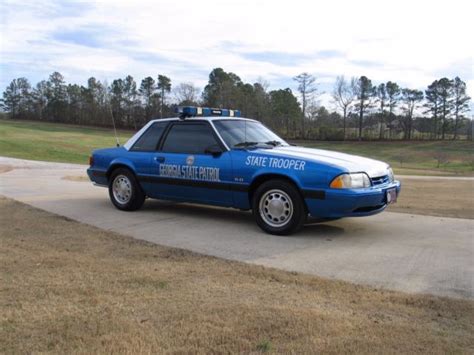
[131,122,168,151]
[161,123,219,154]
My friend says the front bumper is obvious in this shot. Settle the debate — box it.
[305,180,401,218]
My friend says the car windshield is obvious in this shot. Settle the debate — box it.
[213,120,288,149]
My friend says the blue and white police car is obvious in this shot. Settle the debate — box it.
[87,107,401,235]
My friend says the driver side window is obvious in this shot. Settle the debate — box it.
[161,123,221,154]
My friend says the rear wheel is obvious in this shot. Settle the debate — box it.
[252,179,306,235]
[108,168,145,211]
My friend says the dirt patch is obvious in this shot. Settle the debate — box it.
[389,177,474,219]
[1,197,473,353]
[0,164,14,174]
[61,175,89,182]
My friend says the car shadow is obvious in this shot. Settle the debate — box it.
[142,199,253,222]
[140,199,346,238]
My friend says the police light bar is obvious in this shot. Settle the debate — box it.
[177,106,241,119]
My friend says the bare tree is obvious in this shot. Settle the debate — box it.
[386,81,401,138]
[332,76,356,140]
[452,77,471,140]
[123,75,138,129]
[401,88,424,139]
[437,78,453,140]
[293,72,317,139]
[139,77,156,120]
[253,78,271,123]
[433,150,449,168]
[157,75,171,118]
[425,80,441,139]
[394,151,406,168]
[354,76,374,140]
[174,82,200,105]
[255,76,270,92]
[375,83,387,139]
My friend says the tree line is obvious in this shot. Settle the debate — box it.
[331,75,471,140]
[1,68,471,140]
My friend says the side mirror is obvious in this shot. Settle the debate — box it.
[204,144,223,157]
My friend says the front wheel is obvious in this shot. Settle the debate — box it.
[252,180,306,235]
[108,168,145,211]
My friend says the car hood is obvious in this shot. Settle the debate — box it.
[261,146,390,177]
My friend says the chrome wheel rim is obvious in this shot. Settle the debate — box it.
[259,189,293,228]
[112,175,132,204]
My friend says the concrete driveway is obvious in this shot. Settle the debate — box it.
[1,157,473,299]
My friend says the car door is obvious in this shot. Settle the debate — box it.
[126,121,170,196]
[147,120,234,207]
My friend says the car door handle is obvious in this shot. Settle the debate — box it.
[154,156,165,163]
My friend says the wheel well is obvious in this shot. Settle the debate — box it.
[106,164,134,181]
[248,174,304,205]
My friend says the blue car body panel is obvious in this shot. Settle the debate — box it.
[87,117,401,219]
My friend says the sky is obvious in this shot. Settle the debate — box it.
[0,0,473,110]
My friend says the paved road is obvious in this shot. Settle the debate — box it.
[1,157,473,299]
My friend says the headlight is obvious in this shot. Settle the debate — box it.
[387,167,394,182]
[330,173,371,189]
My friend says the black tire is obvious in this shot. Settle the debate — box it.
[252,179,306,235]
[108,168,145,211]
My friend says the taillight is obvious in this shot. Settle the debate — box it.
[89,156,94,166]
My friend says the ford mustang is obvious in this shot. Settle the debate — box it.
[87,106,401,235]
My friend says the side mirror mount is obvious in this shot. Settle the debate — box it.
[204,144,223,157]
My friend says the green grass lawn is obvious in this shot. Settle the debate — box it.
[0,119,132,164]
[1,119,473,175]
[295,140,474,175]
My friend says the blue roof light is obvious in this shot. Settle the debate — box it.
[177,106,241,119]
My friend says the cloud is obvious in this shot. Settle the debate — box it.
[239,51,310,66]
[0,0,472,108]
[238,50,345,66]
[51,27,116,48]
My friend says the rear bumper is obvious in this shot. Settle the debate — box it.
[87,168,108,186]
[305,180,401,218]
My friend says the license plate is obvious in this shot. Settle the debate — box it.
[386,188,397,204]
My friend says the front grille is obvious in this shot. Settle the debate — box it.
[371,175,390,186]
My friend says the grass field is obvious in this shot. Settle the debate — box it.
[298,140,474,175]
[1,119,473,175]
[0,119,131,164]
[1,197,473,353]
[389,177,473,219]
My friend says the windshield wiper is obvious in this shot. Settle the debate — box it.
[234,141,259,148]
[264,140,282,147]
[233,141,276,149]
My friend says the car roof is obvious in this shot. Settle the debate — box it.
[146,116,258,124]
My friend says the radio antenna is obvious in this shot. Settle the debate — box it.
[104,79,120,147]
[244,117,247,144]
